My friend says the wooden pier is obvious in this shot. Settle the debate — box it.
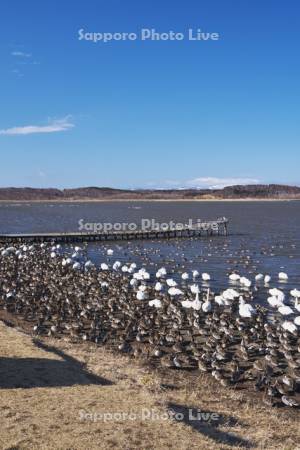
[0,218,228,244]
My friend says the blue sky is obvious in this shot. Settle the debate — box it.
[0,0,299,189]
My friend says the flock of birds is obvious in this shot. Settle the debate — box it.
[0,242,300,408]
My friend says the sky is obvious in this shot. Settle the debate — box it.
[0,0,299,189]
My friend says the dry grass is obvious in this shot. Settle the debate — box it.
[0,321,299,450]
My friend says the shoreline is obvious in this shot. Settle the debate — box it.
[0,197,299,203]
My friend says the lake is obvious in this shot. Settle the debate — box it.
[0,200,299,296]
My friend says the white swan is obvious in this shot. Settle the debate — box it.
[202,273,211,281]
[166,278,177,287]
[240,276,252,288]
[282,320,297,334]
[156,267,167,278]
[202,290,212,313]
[278,305,294,316]
[269,288,285,302]
[192,270,199,279]
[267,296,283,308]
[113,261,121,271]
[155,282,163,291]
[290,288,300,298]
[229,273,240,282]
[239,296,256,318]
[293,316,300,326]
[168,287,183,296]
[136,290,148,300]
[278,272,288,281]
[192,292,202,310]
[255,273,264,282]
[190,284,200,294]
[149,298,162,308]
[295,298,300,312]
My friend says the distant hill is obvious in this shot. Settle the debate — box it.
[0,184,299,201]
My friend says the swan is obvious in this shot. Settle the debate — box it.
[191,292,202,310]
[281,320,297,334]
[290,288,300,298]
[156,267,167,278]
[107,249,114,256]
[134,268,150,280]
[293,316,300,326]
[101,263,109,271]
[202,290,212,313]
[149,298,162,308]
[255,273,264,282]
[181,299,193,308]
[264,275,271,284]
[223,288,239,300]
[168,287,183,296]
[278,305,294,316]
[166,278,177,287]
[192,270,199,279]
[72,262,81,270]
[267,296,283,308]
[130,278,138,287]
[138,284,147,292]
[240,276,252,288]
[155,282,163,291]
[214,294,226,306]
[190,284,200,294]
[294,298,300,312]
[269,288,285,302]
[136,290,148,300]
[239,296,256,318]
[229,273,240,282]
[84,260,93,269]
[113,261,121,271]
[202,273,211,281]
[278,272,288,281]
[181,272,189,280]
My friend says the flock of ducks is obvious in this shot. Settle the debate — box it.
[0,242,300,408]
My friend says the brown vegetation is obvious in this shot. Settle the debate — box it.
[1,321,299,450]
[0,184,299,201]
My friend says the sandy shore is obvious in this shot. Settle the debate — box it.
[1,320,299,450]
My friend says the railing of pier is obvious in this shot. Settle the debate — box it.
[0,218,228,243]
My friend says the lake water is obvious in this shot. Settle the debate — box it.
[0,201,299,296]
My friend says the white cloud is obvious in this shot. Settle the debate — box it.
[11,51,32,58]
[0,116,74,136]
[186,177,260,189]
[144,177,260,190]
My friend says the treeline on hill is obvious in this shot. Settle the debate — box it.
[0,185,299,200]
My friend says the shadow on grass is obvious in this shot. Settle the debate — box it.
[0,340,114,389]
[168,403,255,448]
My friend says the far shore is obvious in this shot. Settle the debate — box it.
[0,197,299,203]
